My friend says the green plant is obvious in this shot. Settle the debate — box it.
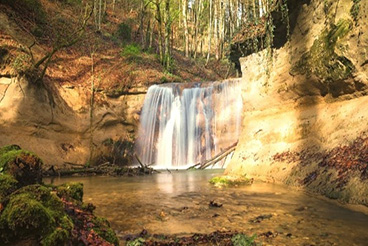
[209,175,253,187]
[11,53,32,74]
[117,22,132,42]
[323,0,331,14]
[291,18,354,87]
[350,0,361,23]
[121,44,142,59]
[231,233,257,246]
[127,237,145,246]
[280,0,290,40]
[160,76,169,83]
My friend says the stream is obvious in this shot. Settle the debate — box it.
[48,170,368,245]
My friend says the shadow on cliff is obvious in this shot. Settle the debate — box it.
[272,0,326,187]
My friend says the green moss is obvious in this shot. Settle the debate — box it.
[0,145,21,156]
[0,185,72,243]
[0,149,21,170]
[351,0,361,22]
[0,174,18,200]
[0,146,43,186]
[56,182,84,202]
[92,217,119,246]
[41,228,70,246]
[209,175,253,187]
[1,194,54,237]
[0,170,117,245]
[292,19,354,89]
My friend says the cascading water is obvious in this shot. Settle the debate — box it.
[135,79,243,169]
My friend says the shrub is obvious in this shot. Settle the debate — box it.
[117,22,132,42]
[121,44,141,57]
[231,233,257,246]
[3,0,47,24]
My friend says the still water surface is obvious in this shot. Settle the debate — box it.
[48,170,368,245]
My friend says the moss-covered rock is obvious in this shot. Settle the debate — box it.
[0,174,18,200]
[92,217,120,245]
[0,182,118,245]
[0,146,118,245]
[0,145,43,186]
[1,194,54,237]
[0,185,68,243]
[0,145,21,156]
[291,19,356,97]
[41,227,70,246]
[56,182,84,202]
[209,175,253,187]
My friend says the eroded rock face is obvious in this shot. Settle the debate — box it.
[0,76,146,169]
[226,0,368,205]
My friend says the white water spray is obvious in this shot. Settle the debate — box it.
[135,80,242,169]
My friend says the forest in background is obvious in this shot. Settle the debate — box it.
[0,0,292,91]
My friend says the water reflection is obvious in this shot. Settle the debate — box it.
[47,170,368,245]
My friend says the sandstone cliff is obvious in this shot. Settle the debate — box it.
[226,0,368,205]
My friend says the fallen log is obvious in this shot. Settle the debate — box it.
[187,142,238,170]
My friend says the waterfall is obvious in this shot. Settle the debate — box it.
[135,79,243,169]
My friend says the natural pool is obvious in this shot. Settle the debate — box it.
[48,170,368,245]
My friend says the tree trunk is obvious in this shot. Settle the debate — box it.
[89,50,95,166]
[164,0,171,69]
[98,0,102,30]
[183,0,190,57]
[214,0,219,60]
[154,0,164,63]
[206,0,213,65]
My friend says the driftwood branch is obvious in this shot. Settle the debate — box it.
[135,154,145,168]
[188,142,237,170]
[135,154,161,173]
[63,162,85,167]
